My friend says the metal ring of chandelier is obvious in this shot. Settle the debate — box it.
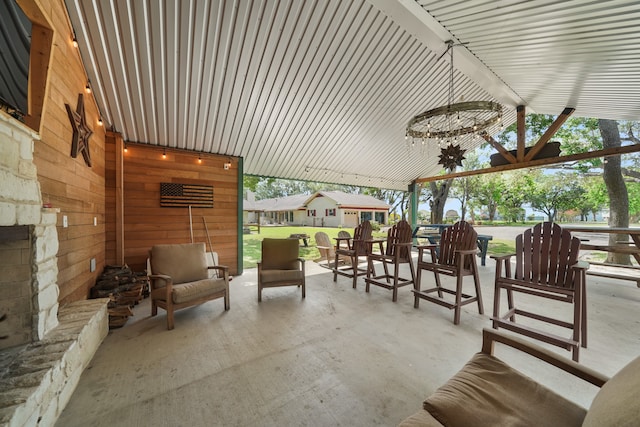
[406,100,503,140]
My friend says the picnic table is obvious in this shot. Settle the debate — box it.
[564,226,640,287]
[289,233,310,247]
[412,224,493,266]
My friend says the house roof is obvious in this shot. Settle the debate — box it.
[251,194,311,212]
[65,0,640,190]
[245,191,389,212]
[304,191,390,210]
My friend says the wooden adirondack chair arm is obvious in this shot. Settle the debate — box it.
[490,253,515,261]
[571,260,589,270]
[481,328,608,387]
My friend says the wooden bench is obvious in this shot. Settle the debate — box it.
[579,245,640,287]
[579,243,640,255]
[584,261,640,287]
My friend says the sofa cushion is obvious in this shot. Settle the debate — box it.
[582,356,640,427]
[423,352,586,427]
[261,238,300,270]
[151,243,208,284]
[398,409,443,427]
[260,269,303,284]
[150,278,227,304]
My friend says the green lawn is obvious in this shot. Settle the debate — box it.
[242,226,516,269]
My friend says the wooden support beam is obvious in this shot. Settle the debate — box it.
[415,143,640,183]
[517,105,526,161]
[482,133,517,164]
[524,107,575,162]
[109,131,125,265]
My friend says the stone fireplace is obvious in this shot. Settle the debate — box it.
[0,111,60,350]
[0,112,109,425]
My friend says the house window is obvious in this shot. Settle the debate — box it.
[375,212,385,224]
[326,208,336,216]
[307,209,316,217]
[361,212,372,222]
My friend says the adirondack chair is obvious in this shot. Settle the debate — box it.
[491,222,588,362]
[314,231,350,269]
[364,220,416,301]
[413,221,484,325]
[333,221,373,288]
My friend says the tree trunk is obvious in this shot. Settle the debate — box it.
[599,119,630,265]
[430,179,452,224]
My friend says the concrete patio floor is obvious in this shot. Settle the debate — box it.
[57,258,640,426]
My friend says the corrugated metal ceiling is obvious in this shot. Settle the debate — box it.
[64,0,640,190]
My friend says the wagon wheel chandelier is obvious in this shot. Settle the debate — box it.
[406,40,503,169]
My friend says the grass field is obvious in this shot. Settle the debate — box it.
[242,226,515,269]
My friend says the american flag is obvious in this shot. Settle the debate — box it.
[160,183,214,208]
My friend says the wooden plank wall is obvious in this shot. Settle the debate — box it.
[119,143,239,274]
[26,0,106,304]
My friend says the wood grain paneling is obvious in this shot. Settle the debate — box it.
[27,0,106,305]
[119,144,239,273]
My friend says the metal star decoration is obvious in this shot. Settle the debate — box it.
[65,93,93,167]
[438,143,466,170]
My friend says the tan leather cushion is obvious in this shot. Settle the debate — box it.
[150,278,227,304]
[423,352,586,427]
[261,238,299,270]
[398,409,443,427]
[151,243,208,284]
[260,269,303,284]
[582,356,640,427]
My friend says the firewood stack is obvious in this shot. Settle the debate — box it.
[91,265,149,328]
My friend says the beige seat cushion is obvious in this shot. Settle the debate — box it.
[150,278,227,304]
[582,356,640,427]
[151,243,208,284]
[260,269,303,284]
[423,352,586,427]
[398,409,443,427]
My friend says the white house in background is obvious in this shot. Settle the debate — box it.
[244,190,390,227]
[303,191,389,227]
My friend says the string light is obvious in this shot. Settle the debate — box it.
[85,81,91,93]
[72,35,78,48]
[303,166,406,188]
[123,143,128,153]
[162,148,166,159]
[97,117,103,126]
[198,155,202,164]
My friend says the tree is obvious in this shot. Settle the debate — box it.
[599,119,630,264]
[528,173,585,222]
[473,173,504,221]
[450,153,482,221]
[577,178,607,221]
[429,179,453,224]
[497,171,536,223]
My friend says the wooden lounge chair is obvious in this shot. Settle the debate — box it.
[315,231,350,269]
[258,238,306,301]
